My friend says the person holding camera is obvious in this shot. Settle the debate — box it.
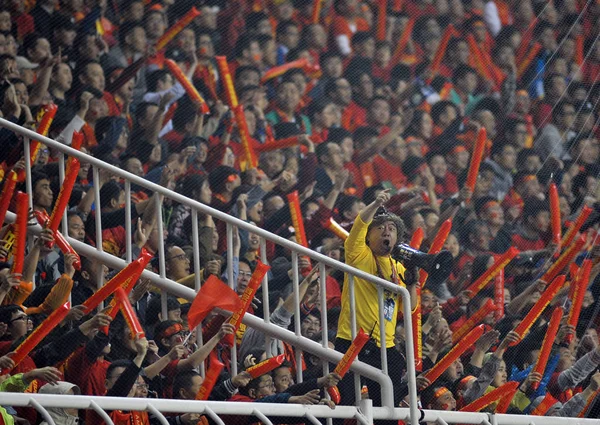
[335,189,418,412]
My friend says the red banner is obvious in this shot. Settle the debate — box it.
[424,325,484,384]
[115,287,145,339]
[287,191,309,248]
[517,43,542,79]
[465,247,519,297]
[246,354,286,378]
[164,59,209,114]
[549,183,561,250]
[47,158,80,242]
[195,350,224,400]
[391,18,415,65]
[540,235,586,284]
[460,381,519,412]
[261,59,309,84]
[530,307,562,391]
[33,210,80,270]
[333,329,370,377]
[465,127,487,194]
[326,217,349,240]
[215,56,239,108]
[0,170,18,227]
[562,206,592,247]
[494,270,504,321]
[82,249,153,314]
[452,298,496,344]
[565,259,592,344]
[511,275,566,345]
[428,25,457,80]
[155,7,201,51]
[10,192,29,275]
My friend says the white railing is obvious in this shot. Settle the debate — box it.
[0,117,418,422]
[2,393,600,425]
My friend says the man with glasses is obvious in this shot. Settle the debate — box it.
[0,305,31,342]
[0,304,112,375]
[230,372,321,405]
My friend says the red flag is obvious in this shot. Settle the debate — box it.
[187,275,242,330]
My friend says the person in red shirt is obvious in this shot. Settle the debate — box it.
[373,137,408,190]
[511,198,551,252]
[153,321,236,398]
[437,38,471,79]
[534,73,568,128]
[365,96,391,134]
[324,77,366,132]
[329,0,370,56]
[62,332,112,396]
[455,220,492,271]
[307,97,337,139]
[427,151,458,198]
[301,23,328,64]
[373,41,392,81]
[229,37,263,77]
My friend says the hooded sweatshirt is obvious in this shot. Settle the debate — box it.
[39,381,81,425]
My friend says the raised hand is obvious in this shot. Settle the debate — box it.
[475,330,500,352]
[24,367,62,385]
[168,344,186,360]
[317,373,341,388]
[232,371,252,388]
[135,336,149,356]
[134,217,148,248]
[64,253,79,278]
[374,189,391,207]
[218,323,235,339]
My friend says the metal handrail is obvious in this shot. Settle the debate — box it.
[3,210,395,405]
[0,117,417,422]
[3,394,599,425]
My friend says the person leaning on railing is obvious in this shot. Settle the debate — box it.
[335,189,418,414]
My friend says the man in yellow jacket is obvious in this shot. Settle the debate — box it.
[335,189,417,413]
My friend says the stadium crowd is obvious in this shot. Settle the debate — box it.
[1,0,600,423]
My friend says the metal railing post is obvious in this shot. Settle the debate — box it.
[347,274,361,404]
[23,137,33,211]
[291,252,303,383]
[23,137,35,288]
[58,153,68,235]
[259,237,272,357]
[124,180,132,263]
[156,194,167,320]
[191,209,204,376]
[320,261,332,425]
[377,287,388,376]
[226,223,237,376]
[92,166,103,305]
[401,286,419,425]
